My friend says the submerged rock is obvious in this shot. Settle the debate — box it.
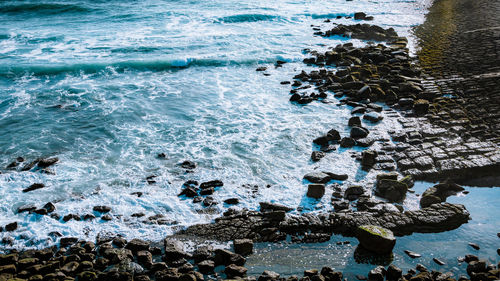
[356,225,396,254]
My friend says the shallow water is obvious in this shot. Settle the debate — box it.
[1,0,436,249]
[246,183,500,278]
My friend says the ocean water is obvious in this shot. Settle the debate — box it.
[0,0,440,250]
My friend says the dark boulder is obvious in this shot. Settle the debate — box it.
[307,184,325,199]
[356,225,396,254]
[351,126,369,139]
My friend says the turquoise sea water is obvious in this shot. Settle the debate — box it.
[3,3,496,273]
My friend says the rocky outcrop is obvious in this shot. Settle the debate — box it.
[420,181,465,208]
[179,203,470,242]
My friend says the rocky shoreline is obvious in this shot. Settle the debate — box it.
[1,0,500,280]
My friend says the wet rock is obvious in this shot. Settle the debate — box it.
[101,214,112,221]
[420,181,465,208]
[368,266,385,281]
[126,239,150,252]
[340,137,355,148]
[258,270,280,281]
[179,160,196,170]
[224,198,239,205]
[307,184,325,199]
[361,150,377,167]
[348,116,362,127]
[200,180,223,189]
[433,258,445,265]
[333,201,350,211]
[404,250,421,259]
[214,249,245,266]
[375,179,408,202]
[467,260,487,276]
[164,239,188,260]
[464,255,479,263]
[93,206,111,213]
[5,222,17,232]
[363,112,383,123]
[344,185,364,201]
[17,204,36,214]
[137,251,153,269]
[351,126,369,139]
[179,187,198,198]
[22,183,45,193]
[323,24,398,42]
[37,157,58,168]
[356,225,396,254]
[311,151,326,162]
[416,264,428,272]
[112,237,127,248]
[352,106,366,114]
[234,239,254,256]
[386,264,402,281]
[197,260,215,274]
[200,187,214,195]
[413,99,429,115]
[202,196,218,207]
[259,202,293,212]
[63,214,81,222]
[304,172,331,183]
[468,243,480,250]
[225,264,248,278]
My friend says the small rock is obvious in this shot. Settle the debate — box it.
[303,172,331,183]
[198,260,215,274]
[256,67,267,72]
[93,206,111,213]
[433,258,445,265]
[354,12,367,20]
[22,183,45,193]
[234,239,253,256]
[363,112,383,123]
[311,151,326,162]
[5,222,17,232]
[348,116,361,127]
[200,180,223,189]
[258,270,280,281]
[37,157,59,168]
[340,137,355,148]
[259,202,293,212]
[468,243,480,250]
[386,264,402,281]
[179,160,196,169]
[224,198,239,205]
[404,250,421,258]
[101,215,112,221]
[416,264,428,272]
[225,264,247,278]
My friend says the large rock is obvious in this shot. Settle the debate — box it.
[376,179,408,202]
[307,184,325,199]
[233,239,253,256]
[420,181,465,208]
[356,225,396,254]
[361,150,377,167]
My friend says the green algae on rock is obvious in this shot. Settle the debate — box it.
[356,225,396,255]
